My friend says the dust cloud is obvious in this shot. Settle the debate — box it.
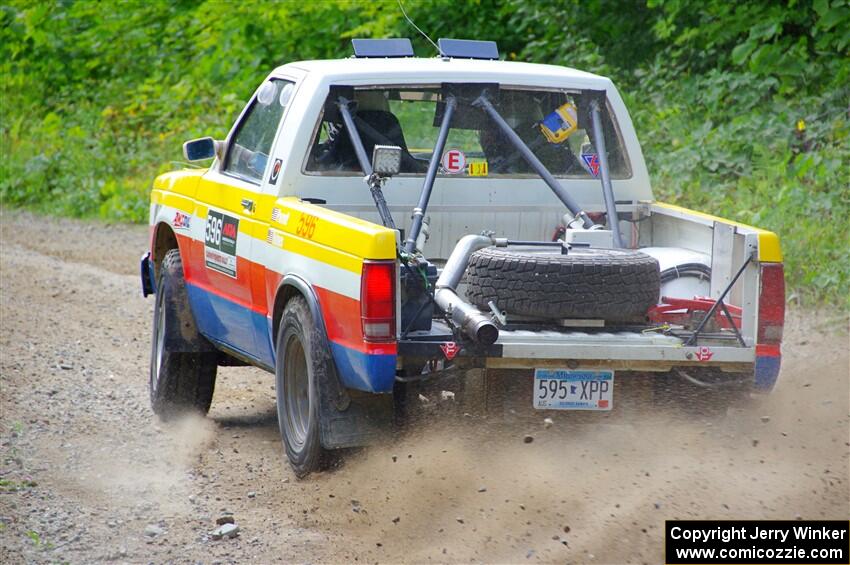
[301,314,848,563]
[1,211,846,564]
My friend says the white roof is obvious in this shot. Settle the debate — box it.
[275,57,612,90]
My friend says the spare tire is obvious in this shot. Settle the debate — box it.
[466,246,660,321]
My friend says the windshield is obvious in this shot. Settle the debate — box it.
[306,86,630,178]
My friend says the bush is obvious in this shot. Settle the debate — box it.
[1,0,847,306]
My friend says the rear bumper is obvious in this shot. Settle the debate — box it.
[401,323,752,368]
[399,321,780,389]
[490,328,753,368]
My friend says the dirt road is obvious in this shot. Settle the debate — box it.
[1,211,848,564]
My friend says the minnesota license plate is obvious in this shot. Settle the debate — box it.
[533,369,614,411]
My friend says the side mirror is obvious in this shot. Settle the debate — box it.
[183,137,223,162]
[371,144,402,178]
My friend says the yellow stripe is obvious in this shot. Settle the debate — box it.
[192,176,270,239]
[152,190,194,215]
[653,202,782,262]
[283,237,363,273]
[153,174,396,266]
[152,169,205,197]
[272,197,396,260]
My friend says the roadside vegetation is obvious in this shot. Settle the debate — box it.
[1,0,847,306]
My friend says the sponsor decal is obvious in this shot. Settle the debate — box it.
[440,149,466,174]
[172,211,192,231]
[440,342,460,360]
[204,210,239,278]
[695,346,714,362]
[269,158,283,185]
[271,207,290,226]
[581,153,600,177]
[265,228,284,248]
[468,160,489,177]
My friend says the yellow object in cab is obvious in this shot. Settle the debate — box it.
[539,102,579,144]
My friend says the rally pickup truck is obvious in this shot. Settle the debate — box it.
[141,38,784,476]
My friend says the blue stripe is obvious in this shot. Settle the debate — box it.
[329,342,396,393]
[185,282,395,392]
[186,283,274,368]
[754,355,781,392]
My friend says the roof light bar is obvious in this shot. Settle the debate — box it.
[438,38,499,60]
[351,38,414,58]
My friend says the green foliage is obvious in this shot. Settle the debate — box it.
[0,478,37,492]
[1,0,847,305]
[25,529,52,550]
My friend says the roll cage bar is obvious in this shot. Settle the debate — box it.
[334,84,622,251]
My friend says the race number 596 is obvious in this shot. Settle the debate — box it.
[296,213,318,239]
[205,213,222,246]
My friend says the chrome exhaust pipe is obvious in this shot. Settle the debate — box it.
[434,235,499,346]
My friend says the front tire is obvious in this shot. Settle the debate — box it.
[275,296,326,478]
[150,249,217,420]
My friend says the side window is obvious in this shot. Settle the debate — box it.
[223,79,295,183]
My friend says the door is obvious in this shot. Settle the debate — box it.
[185,79,293,365]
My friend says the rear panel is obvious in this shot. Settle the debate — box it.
[259,197,398,392]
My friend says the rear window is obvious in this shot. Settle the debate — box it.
[305,86,631,179]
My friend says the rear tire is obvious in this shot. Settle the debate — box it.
[275,296,327,478]
[150,249,217,420]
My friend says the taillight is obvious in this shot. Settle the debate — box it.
[757,263,785,344]
[361,261,396,341]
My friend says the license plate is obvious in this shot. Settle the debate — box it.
[533,369,614,411]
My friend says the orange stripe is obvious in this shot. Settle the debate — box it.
[175,234,395,355]
[177,234,261,312]
[756,344,781,357]
[315,286,396,355]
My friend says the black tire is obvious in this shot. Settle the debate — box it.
[466,246,660,321]
[275,296,326,478]
[150,249,217,420]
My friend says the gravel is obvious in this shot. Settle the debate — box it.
[210,523,240,540]
[144,524,165,537]
[1,211,847,564]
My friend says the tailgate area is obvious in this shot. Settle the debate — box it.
[399,320,755,373]
[491,327,754,370]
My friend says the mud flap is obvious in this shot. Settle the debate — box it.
[140,252,156,297]
[315,338,394,449]
[159,253,216,355]
[318,384,394,449]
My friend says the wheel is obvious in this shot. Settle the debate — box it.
[150,249,217,419]
[275,296,326,478]
[466,245,660,321]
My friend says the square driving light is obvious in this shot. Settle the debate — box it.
[371,144,402,177]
